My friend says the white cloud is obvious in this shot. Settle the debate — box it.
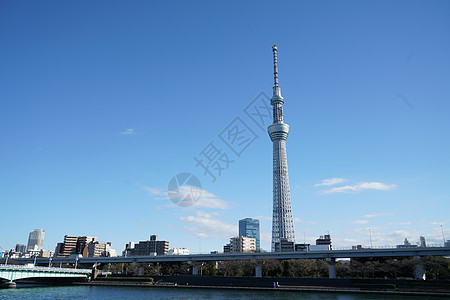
[120,128,136,135]
[180,211,236,239]
[333,224,449,248]
[351,226,388,235]
[144,186,231,209]
[330,237,360,248]
[321,182,397,194]
[388,222,412,226]
[194,189,230,209]
[430,222,446,225]
[138,219,145,228]
[352,220,369,224]
[314,178,347,187]
[363,212,392,218]
[253,216,272,221]
[144,187,167,200]
[343,227,431,248]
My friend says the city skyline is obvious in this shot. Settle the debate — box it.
[1,1,449,253]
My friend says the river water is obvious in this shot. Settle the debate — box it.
[0,286,436,299]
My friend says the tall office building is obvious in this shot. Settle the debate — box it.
[27,229,45,251]
[268,45,295,251]
[239,218,260,250]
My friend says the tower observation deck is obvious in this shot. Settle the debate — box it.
[268,45,295,251]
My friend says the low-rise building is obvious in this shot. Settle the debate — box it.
[223,243,232,253]
[316,234,332,249]
[168,248,190,255]
[397,238,418,248]
[15,244,27,253]
[275,238,295,252]
[309,244,331,251]
[419,236,427,247]
[123,242,135,256]
[295,243,310,251]
[293,234,332,252]
[127,235,169,256]
[224,236,256,253]
[55,235,114,257]
[39,250,53,258]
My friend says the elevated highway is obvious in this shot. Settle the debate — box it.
[13,246,450,280]
[16,246,450,265]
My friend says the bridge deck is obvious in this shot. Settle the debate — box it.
[13,247,450,265]
[0,265,91,282]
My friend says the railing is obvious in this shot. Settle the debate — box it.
[0,265,91,273]
[185,245,449,254]
[332,244,446,251]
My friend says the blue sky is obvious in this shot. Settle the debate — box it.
[1,0,449,253]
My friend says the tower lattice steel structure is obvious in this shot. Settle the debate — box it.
[268,45,295,251]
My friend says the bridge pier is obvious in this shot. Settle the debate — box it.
[326,258,336,279]
[91,264,99,280]
[188,261,202,275]
[414,257,426,280]
[1,281,16,289]
[255,264,262,278]
[192,265,199,275]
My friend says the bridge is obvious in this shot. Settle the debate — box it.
[14,246,450,280]
[0,265,91,288]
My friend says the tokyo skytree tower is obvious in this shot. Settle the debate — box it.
[268,45,295,251]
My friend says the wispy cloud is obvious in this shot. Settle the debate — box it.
[345,227,427,248]
[138,219,145,228]
[315,178,347,187]
[388,222,412,226]
[430,221,446,225]
[364,212,393,218]
[189,188,230,209]
[351,226,389,236]
[120,128,136,135]
[352,220,369,224]
[180,210,236,239]
[253,215,272,221]
[144,187,167,200]
[321,182,397,195]
[335,225,447,248]
[144,186,231,209]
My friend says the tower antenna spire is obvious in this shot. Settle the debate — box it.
[268,45,295,251]
[272,45,279,86]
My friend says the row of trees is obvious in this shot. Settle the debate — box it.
[103,256,450,280]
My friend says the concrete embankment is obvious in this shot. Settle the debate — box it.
[78,276,450,297]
